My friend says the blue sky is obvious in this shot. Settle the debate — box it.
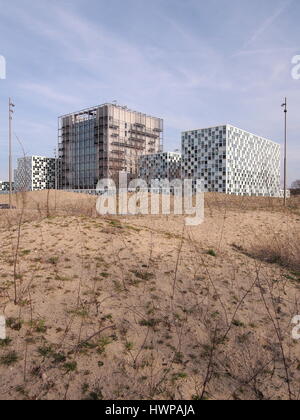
[0,0,299,184]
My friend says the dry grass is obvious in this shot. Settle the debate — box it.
[248,233,300,272]
[1,190,300,217]
[0,190,300,400]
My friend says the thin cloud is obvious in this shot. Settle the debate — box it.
[233,46,297,58]
[242,0,294,49]
[0,0,299,182]
[19,83,79,106]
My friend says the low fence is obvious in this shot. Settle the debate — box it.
[62,189,103,196]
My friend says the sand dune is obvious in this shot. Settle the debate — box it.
[0,191,299,400]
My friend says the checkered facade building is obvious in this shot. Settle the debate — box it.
[0,181,14,192]
[182,125,282,197]
[138,152,182,184]
[14,156,56,192]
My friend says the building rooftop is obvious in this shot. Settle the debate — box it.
[141,151,181,158]
[182,124,280,147]
[17,155,56,160]
[59,102,163,120]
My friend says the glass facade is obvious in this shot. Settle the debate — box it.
[58,104,163,190]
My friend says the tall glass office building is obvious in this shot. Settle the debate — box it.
[58,103,163,190]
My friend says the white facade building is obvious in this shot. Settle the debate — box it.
[0,181,14,192]
[182,125,282,197]
[14,156,56,192]
[138,152,182,184]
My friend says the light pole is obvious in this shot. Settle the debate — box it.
[281,98,287,207]
[54,147,57,190]
[8,98,15,208]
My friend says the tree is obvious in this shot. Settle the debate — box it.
[291,180,300,189]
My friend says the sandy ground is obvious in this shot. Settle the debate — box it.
[0,191,299,400]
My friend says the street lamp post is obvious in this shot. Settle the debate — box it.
[281,98,287,207]
[8,98,15,208]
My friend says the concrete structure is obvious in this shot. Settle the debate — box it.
[58,103,163,189]
[138,152,182,185]
[14,156,56,192]
[182,124,282,197]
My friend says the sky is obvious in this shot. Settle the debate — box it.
[0,0,299,185]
